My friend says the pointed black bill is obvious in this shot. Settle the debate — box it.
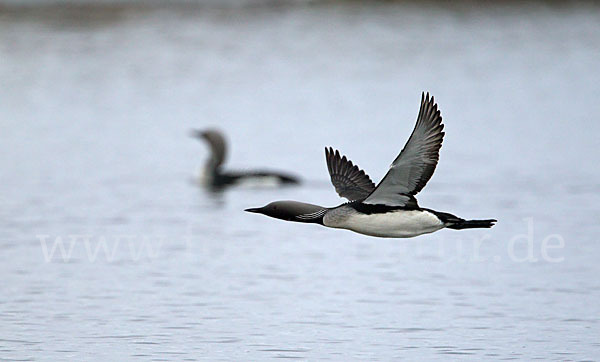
[245,207,262,213]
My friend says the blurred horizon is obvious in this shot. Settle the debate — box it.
[2,0,600,9]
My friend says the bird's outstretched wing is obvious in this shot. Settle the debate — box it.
[325,147,376,201]
[364,92,445,207]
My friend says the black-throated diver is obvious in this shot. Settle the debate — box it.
[245,93,496,238]
[192,129,300,189]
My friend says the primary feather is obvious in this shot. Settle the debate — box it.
[364,92,445,207]
[325,147,376,201]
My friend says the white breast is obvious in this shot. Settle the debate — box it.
[196,167,213,186]
[324,208,444,238]
[233,176,283,188]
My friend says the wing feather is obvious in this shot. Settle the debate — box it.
[325,147,376,201]
[364,92,445,206]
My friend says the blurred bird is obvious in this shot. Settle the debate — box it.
[191,129,300,190]
[246,93,496,238]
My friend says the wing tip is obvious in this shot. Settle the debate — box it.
[419,91,443,128]
[421,91,434,104]
[421,91,435,106]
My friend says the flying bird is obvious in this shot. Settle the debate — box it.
[245,93,496,238]
[191,129,300,190]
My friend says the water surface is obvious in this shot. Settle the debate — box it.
[1,1,599,360]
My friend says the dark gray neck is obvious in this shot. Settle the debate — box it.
[203,135,226,172]
[289,202,328,224]
[204,158,222,177]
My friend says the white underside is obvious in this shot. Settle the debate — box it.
[196,168,212,186]
[324,209,445,238]
[232,176,284,188]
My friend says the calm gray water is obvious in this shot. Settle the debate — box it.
[1,1,600,360]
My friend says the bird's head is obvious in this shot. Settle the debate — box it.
[190,128,227,168]
[245,201,326,224]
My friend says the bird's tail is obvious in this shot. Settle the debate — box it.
[425,209,497,230]
[446,219,497,229]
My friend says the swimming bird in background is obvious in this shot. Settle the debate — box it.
[191,129,300,189]
[245,93,496,238]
